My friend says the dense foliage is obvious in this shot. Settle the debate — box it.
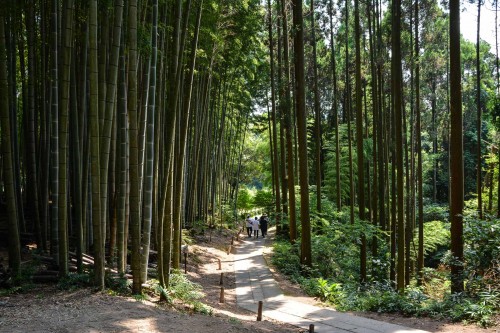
[270,190,500,327]
[1,0,499,328]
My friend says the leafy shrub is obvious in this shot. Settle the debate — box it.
[214,203,237,229]
[271,195,499,328]
[411,220,450,267]
[271,241,301,280]
[298,277,319,296]
[149,270,212,315]
[253,189,274,210]
[422,204,449,222]
[421,267,450,298]
[237,187,253,212]
[425,292,499,327]
[57,273,91,290]
[0,286,23,296]
[315,278,345,305]
[189,219,206,236]
[133,293,148,302]
[169,270,205,303]
[463,215,500,276]
[105,273,130,294]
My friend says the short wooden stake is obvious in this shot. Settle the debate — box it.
[219,272,224,285]
[184,252,187,274]
[219,286,225,303]
[309,324,315,333]
[226,245,231,255]
[231,236,234,245]
[217,258,221,270]
[256,301,263,321]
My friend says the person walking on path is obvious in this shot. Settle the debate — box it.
[259,213,268,238]
[245,215,253,237]
[252,216,260,238]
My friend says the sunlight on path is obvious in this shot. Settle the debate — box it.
[234,230,430,333]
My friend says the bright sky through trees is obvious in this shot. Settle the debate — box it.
[461,0,498,47]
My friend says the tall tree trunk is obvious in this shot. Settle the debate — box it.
[0,12,21,277]
[159,0,183,286]
[496,0,500,218]
[70,51,84,273]
[345,0,355,225]
[291,0,312,267]
[26,0,42,249]
[117,31,128,274]
[449,0,464,294]
[100,0,124,266]
[329,0,341,211]
[392,0,405,290]
[39,2,50,253]
[276,3,288,228]
[367,0,379,259]
[49,0,60,264]
[58,0,75,278]
[376,0,386,235]
[280,0,297,241]
[432,80,437,203]
[79,22,90,258]
[415,0,424,286]
[141,0,158,284]
[476,0,483,219]
[128,0,142,294]
[171,0,192,270]
[310,0,322,212]
[89,0,104,289]
[173,0,202,269]
[354,0,366,283]
[7,4,25,238]
[267,0,281,234]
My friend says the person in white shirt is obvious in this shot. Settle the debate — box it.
[252,216,260,238]
[245,215,253,238]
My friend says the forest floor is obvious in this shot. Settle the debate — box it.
[0,227,498,333]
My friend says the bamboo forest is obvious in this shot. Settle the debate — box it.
[0,0,499,331]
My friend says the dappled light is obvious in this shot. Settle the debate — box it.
[0,0,498,331]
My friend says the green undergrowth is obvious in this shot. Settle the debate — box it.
[56,270,130,293]
[0,260,39,296]
[148,270,213,315]
[271,210,500,328]
[48,269,213,316]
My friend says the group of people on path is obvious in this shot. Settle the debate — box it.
[245,214,268,239]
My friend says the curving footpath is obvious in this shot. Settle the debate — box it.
[234,229,430,333]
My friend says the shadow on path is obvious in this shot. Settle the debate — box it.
[234,229,430,333]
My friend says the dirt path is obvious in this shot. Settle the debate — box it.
[0,228,497,333]
[0,229,301,333]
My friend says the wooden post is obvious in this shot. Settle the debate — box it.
[231,236,234,245]
[219,272,224,285]
[184,252,187,274]
[219,286,225,303]
[227,245,231,255]
[257,301,263,321]
[309,324,315,333]
[217,258,221,270]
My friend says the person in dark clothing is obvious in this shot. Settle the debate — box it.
[259,213,269,238]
